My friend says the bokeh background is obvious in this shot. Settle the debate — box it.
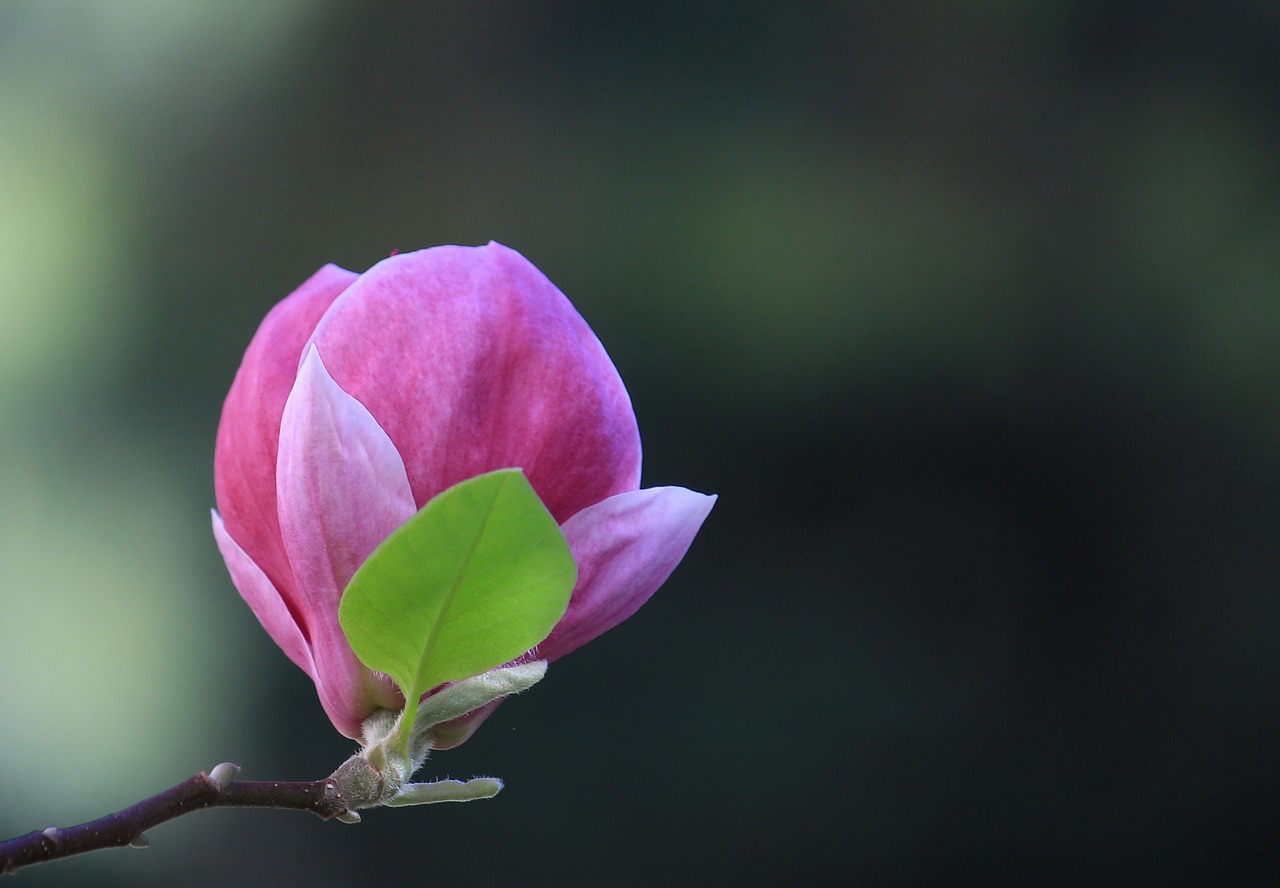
[2,2,1278,885]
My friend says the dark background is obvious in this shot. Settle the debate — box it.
[1,2,1278,885]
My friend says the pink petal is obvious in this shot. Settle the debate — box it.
[307,243,641,524]
[212,510,315,678]
[538,487,717,661]
[276,345,414,734]
[215,264,360,612]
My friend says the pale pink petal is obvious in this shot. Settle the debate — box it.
[276,345,413,733]
[215,264,359,610]
[308,243,641,524]
[538,487,717,661]
[277,345,417,601]
[212,509,315,678]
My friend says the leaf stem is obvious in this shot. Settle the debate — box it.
[396,692,421,761]
[0,765,353,876]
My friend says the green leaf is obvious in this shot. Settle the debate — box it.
[338,468,576,734]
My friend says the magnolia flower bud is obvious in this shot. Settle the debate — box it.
[212,243,714,741]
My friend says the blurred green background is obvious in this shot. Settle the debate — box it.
[2,1,1278,885]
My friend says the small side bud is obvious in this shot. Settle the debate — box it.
[334,810,362,824]
[208,762,241,790]
[129,833,150,849]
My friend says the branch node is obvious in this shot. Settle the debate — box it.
[128,833,151,849]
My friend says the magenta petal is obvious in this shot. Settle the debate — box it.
[215,264,359,608]
[539,487,717,661]
[308,243,641,524]
[276,345,413,734]
[212,510,315,678]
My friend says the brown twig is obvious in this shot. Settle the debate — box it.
[0,765,353,876]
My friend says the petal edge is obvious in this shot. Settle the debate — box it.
[212,509,316,677]
[539,487,716,661]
